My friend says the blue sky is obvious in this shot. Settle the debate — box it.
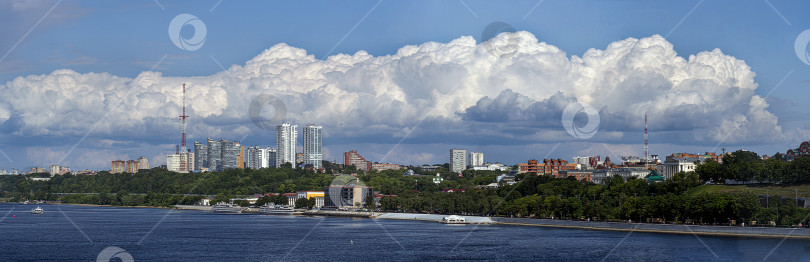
[1,0,810,170]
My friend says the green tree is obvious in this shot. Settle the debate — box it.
[365,195,376,210]
[695,160,724,183]
[295,197,311,209]
[255,196,273,206]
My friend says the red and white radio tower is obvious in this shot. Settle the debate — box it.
[644,113,649,169]
[179,83,189,170]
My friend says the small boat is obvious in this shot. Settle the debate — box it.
[31,206,44,214]
[441,215,468,224]
[259,203,294,215]
[211,202,242,214]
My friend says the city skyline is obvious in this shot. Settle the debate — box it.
[1,1,810,171]
[4,2,810,261]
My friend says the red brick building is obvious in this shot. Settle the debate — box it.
[344,150,372,172]
[518,159,577,176]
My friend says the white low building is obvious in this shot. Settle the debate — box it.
[592,168,650,184]
[471,163,510,171]
[659,158,699,180]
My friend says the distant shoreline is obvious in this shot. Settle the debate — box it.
[10,203,810,239]
[493,219,810,240]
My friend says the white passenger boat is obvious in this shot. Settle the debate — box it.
[441,215,468,224]
[211,202,242,214]
[259,203,294,215]
[31,206,44,214]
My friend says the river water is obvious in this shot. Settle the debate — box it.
[1,204,808,261]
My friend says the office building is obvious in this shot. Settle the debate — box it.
[469,152,484,166]
[276,123,297,167]
[450,149,467,173]
[344,150,371,172]
[302,124,323,169]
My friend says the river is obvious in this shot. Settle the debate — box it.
[1,203,808,261]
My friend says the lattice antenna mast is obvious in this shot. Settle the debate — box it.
[180,83,189,153]
[644,113,649,169]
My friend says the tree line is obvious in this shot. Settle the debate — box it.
[2,157,808,226]
[696,150,810,183]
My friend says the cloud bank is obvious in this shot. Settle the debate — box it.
[0,32,786,167]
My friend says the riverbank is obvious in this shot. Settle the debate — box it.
[23,203,810,239]
[493,217,810,239]
[369,212,810,239]
[49,202,175,209]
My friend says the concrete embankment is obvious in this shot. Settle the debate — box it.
[174,205,212,211]
[168,206,810,239]
[376,213,494,224]
[303,210,377,218]
[493,217,810,239]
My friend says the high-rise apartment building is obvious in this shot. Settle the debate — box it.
[238,145,245,169]
[167,152,194,173]
[344,150,371,172]
[469,152,484,166]
[50,165,71,176]
[166,154,182,172]
[126,160,138,173]
[194,141,207,170]
[450,149,467,174]
[207,138,222,171]
[219,139,241,171]
[192,138,244,172]
[245,145,258,169]
[137,156,149,170]
[266,148,277,168]
[303,124,322,169]
[245,145,274,169]
[111,160,125,174]
[276,123,297,167]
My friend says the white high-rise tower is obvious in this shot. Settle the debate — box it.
[469,152,484,166]
[276,123,298,167]
[303,124,323,169]
[450,149,467,174]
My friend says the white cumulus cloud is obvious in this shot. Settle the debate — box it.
[0,32,786,168]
